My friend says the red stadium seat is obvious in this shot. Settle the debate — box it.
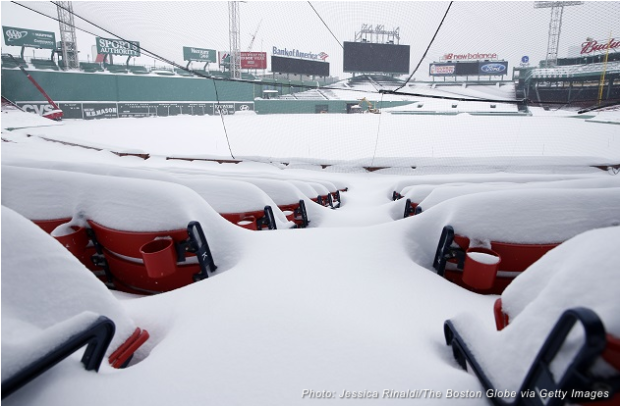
[86,220,217,294]
[220,206,277,230]
[33,218,72,233]
[278,200,309,228]
[108,327,150,369]
[444,308,620,406]
[403,198,419,218]
[433,225,559,294]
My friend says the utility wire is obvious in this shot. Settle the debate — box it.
[13,1,613,113]
[212,80,236,159]
[49,1,188,72]
[578,100,620,114]
[12,2,101,39]
[394,1,453,93]
[13,1,336,93]
[307,2,343,49]
[370,92,385,167]
[46,0,237,158]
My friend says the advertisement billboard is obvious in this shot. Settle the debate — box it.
[241,52,267,69]
[343,42,410,74]
[96,37,140,57]
[568,38,620,57]
[2,26,56,49]
[183,47,216,62]
[16,101,254,119]
[429,61,508,76]
[478,61,508,75]
[429,64,456,75]
[442,52,498,61]
[272,46,328,61]
[271,56,329,76]
[218,51,230,66]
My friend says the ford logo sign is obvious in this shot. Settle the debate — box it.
[480,63,506,73]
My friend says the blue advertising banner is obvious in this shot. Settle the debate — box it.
[478,61,508,75]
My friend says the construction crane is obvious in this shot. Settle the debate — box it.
[534,1,583,67]
[247,19,262,51]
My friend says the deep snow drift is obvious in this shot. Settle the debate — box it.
[2,104,619,405]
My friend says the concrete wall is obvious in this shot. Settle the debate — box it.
[254,99,416,114]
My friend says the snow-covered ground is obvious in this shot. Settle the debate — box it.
[2,95,620,405]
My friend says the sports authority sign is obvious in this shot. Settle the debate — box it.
[241,52,267,69]
[2,26,56,49]
[183,46,216,62]
[96,37,140,57]
[272,46,328,61]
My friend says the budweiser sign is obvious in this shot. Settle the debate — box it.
[581,38,620,55]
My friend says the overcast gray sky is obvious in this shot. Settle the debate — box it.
[2,1,617,79]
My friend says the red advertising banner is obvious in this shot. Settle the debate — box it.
[241,52,267,69]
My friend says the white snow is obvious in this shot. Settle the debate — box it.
[2,93,620,405]
[1,206,137,380]
[466,251,500,265]
[1,108,63,131]
[448,226,620,392]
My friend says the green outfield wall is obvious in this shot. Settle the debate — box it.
[2,68,415,117]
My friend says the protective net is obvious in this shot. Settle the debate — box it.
[2,1,619,171]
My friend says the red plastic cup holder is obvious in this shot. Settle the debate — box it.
[462,247,501,291]
[54,226,89,257]
[140,239,177,279]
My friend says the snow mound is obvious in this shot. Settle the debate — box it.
[1,165,245,271]
[1,206,137,380]
[447,226,620,392]
[1,108,63,130]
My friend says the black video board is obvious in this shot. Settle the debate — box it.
[271,56,330,76]
[343,41,410,74]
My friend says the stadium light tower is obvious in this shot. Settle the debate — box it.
[228,1,241,79]
[56,1,79,69]
[535,1,583,67]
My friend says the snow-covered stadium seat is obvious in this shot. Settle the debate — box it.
[1,207,150,398]
[1,165,242,294]
[429,188,620,294]
[2,161,297,230]
[443,227,620,406]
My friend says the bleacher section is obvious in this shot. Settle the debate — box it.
[79,62,104,73]
[152,69,175,76]
[30,58,59,71]
[1,54,27,69]
[293,89,330,100]
[175,68,194,77]
[531,61,620,79]
[105,64,128,74]
[128,65,149,75]
[348,74,405,88]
